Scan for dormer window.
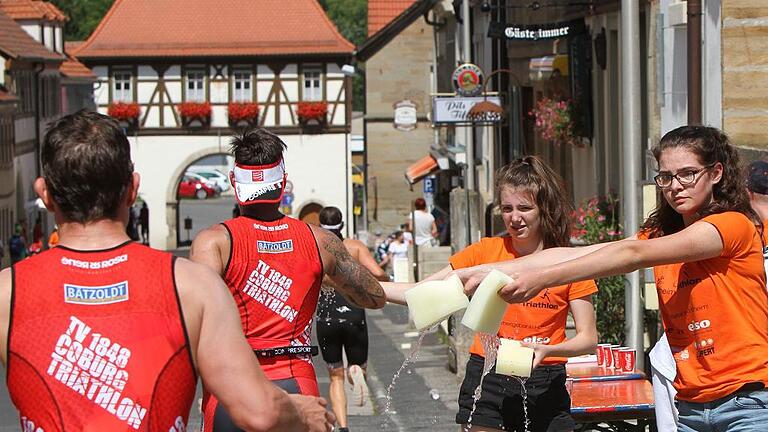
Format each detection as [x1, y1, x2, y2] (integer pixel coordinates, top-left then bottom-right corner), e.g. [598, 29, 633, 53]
[113, 71, 133, 102]
[233, 69, 252, 102]
[186, 69, 206, 102]
[303, 67, 322, 101]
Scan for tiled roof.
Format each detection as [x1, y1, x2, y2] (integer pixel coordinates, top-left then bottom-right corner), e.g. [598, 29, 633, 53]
[60, 56, 96, 79]
[0, 0, 67, 22]
[74, 0, 355, 59]
[65, 41, 84, 52]
[0, 9, 62, 61]
[368, 0, 416, 36]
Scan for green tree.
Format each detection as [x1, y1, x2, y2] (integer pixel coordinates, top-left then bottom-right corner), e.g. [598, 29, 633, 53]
[50, 0, 114, 41]
[319, 0, 367, 111]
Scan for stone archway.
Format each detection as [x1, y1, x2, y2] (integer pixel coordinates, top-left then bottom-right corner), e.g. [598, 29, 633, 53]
[165, 150, 233, 247]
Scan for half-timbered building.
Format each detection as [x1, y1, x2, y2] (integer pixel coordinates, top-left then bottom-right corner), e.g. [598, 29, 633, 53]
[74, 0, 355, 249]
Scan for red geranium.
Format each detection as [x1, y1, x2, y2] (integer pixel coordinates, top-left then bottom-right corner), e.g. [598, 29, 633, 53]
[297, 101, 328, 122]
[177, 102, 212, 120]
[228, 102, 260, 122]
[107, 102, 140, 121]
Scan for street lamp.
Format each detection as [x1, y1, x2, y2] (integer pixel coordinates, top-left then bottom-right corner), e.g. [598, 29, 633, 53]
[466, 68, 521, 123]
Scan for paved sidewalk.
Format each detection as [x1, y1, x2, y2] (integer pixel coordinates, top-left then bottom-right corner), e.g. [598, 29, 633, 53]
[314, 305, 461, 431]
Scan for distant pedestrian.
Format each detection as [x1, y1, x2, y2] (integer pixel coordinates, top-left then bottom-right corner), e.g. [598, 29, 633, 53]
[408, 197, 437, 247]
[9, 223, 27, 264]
[387, 231, 408, 260]
[139, 202, 149, 244]
[47, 226, 59, 248]
[126, 205, 139, 241]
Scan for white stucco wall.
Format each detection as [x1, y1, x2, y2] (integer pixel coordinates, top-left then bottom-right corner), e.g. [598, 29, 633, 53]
[660, 0, 722, 134]
[19, 21, 40, 43]
[128, 132, 351, 250]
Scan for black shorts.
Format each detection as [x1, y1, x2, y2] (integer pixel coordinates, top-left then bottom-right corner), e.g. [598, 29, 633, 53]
[316, 318, 368, 369]
[456, 354, 574, 432]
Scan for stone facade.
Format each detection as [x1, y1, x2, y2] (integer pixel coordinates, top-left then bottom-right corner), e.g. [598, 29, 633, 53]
[721, 0, 768, 149]
[364, 19, 435, 233]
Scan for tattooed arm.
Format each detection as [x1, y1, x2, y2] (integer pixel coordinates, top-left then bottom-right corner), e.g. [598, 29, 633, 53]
[312, 226, 386, 309]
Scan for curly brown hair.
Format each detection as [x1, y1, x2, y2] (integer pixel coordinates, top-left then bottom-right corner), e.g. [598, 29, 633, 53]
[494, 156, 573, 248]
[642, 125, 760, 237]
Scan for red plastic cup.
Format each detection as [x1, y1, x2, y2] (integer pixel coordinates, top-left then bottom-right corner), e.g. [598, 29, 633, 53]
[596, 344, 611, 366]
[610, 345, 624, 370]
[620, 348, 636, 372]
[604, 345, 618, 368]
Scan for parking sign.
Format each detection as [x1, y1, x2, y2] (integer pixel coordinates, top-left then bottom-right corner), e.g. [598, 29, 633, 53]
[423, 177, 435, 194]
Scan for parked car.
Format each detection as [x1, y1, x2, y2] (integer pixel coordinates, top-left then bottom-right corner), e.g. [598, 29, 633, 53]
[188, 168, 230, 192]
[184, 171, 222, 193]
[178, 175, 218, 199]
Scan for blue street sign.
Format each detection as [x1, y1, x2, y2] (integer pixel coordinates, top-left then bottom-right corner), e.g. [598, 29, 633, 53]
[423, 177, 435, 194]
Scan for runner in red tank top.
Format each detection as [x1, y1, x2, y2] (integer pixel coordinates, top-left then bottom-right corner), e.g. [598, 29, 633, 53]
[0, 111, 333, 432]
[190, 127, 387, 431]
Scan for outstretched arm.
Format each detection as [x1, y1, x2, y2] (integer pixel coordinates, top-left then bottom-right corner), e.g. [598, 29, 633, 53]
[313, 226, 386, 309]
[453, 236, 638, 295]
[500, 222, 722, 302]
[176, 258, 333, 432]
[380, 264, 454, 305]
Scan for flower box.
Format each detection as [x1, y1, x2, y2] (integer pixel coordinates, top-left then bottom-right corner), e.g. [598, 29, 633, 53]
[107, 102, 140, 129]
[529, 97, 584, 148]
[228, 102, 260, 128]
[177, 102, 211, 128]
[297, 101, 328, 127]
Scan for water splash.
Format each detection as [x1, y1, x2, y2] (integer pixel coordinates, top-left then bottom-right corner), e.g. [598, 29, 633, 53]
[512, 376, 530, 432]
[464, 332, 500, 432]
[381, 329, 430, 426]
[319, 285, 336, 321]
[429, 389, 440, 400]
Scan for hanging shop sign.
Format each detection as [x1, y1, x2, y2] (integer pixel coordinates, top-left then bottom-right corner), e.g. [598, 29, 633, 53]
[432, 96, 502, 124]
[393, 99, 418, 131]
[487, 19, 585, 41]
[452, 63, 484, 97]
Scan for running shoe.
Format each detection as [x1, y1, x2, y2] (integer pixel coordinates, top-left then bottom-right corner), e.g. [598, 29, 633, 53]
[348, 365, 368, 407]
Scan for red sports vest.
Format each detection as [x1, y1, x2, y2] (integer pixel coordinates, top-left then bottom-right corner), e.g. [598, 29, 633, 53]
[8, 242, 196, 432]
[221, 215, 323, 380]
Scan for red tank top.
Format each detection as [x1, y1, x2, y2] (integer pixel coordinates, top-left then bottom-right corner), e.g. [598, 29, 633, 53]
[222, 216, 323, 378]
[8, 242, 196, 432]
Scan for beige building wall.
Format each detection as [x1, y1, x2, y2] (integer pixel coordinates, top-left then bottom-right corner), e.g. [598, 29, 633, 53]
[365, 19, 434, 233]
[721, 0, 768, 149]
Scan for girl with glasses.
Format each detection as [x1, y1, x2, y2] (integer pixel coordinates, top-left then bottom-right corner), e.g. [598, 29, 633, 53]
[456, 125, 768, 431]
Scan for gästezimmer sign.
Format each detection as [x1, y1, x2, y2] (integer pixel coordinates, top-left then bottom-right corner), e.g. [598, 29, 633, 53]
[487, 19, 585, 41]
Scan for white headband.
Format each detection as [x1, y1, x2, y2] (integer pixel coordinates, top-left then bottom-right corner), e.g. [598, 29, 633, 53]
[320, 223, 343, 230]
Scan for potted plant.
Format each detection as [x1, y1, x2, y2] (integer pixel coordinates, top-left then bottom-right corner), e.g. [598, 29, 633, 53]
[529, 97, 584, 148]
[177, 101, 212, 128]
[296, 101, 328, 130]
[228, 102, 260, 128]
[107, 102, 140, 130]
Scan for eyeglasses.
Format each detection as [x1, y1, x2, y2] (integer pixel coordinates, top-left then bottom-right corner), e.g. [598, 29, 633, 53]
[653, 164, 715, 188]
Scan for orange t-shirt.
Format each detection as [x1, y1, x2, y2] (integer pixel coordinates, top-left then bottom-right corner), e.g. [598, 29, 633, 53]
[643, 212, 768, 402]
[450, 237, 598, 365]
[762, 218, 768, 247]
